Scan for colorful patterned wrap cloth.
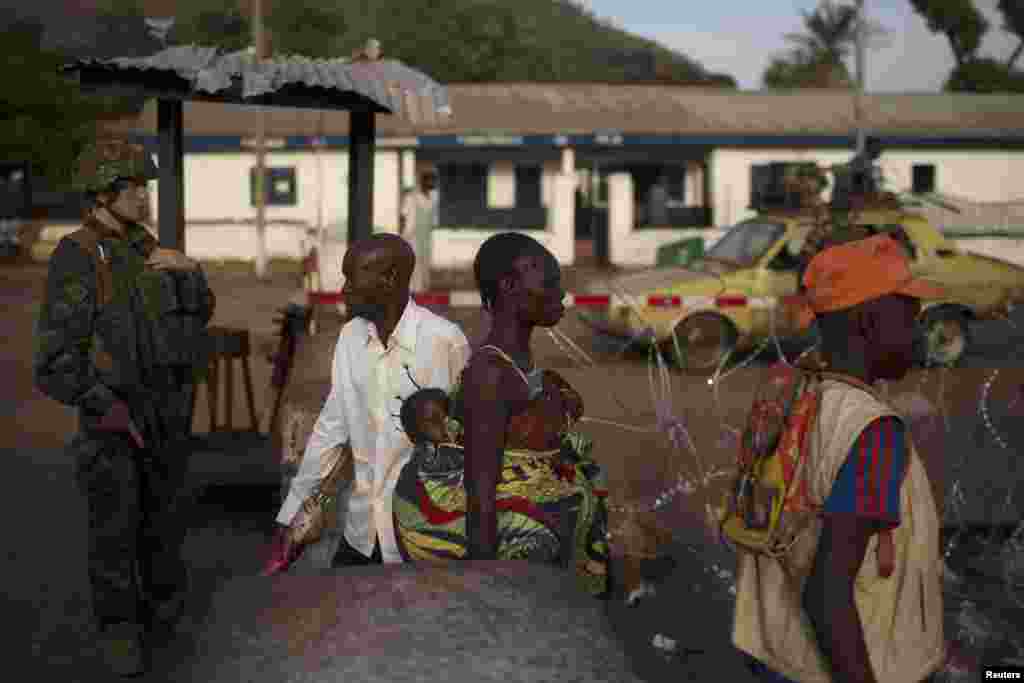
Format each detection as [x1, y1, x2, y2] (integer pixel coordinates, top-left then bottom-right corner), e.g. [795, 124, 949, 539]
[393, 369, 610, 597]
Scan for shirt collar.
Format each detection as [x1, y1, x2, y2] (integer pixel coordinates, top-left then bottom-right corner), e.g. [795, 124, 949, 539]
[84, 216, 157, 257]
[364, 296, 421, 353]
[84, 215, 124, 242]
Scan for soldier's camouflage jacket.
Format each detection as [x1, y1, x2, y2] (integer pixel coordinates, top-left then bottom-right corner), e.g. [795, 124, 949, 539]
[34, 217, 216, 450]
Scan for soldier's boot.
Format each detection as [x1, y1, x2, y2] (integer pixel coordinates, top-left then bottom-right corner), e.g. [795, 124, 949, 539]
[98, 622, 147, 677]
[145, 565, 191, 633]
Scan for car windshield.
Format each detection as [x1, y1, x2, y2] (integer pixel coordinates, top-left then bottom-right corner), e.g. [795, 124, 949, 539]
[705, 220, 786, 266]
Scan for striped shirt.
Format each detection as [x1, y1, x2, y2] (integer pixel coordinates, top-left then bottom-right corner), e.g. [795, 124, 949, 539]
[823, 416, 908, 526]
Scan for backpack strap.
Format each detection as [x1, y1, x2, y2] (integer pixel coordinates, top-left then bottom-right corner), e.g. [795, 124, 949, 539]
[67, 227, 113, 308]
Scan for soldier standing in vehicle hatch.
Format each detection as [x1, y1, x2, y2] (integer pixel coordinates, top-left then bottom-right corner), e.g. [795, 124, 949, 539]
[33, 139, 216, 677]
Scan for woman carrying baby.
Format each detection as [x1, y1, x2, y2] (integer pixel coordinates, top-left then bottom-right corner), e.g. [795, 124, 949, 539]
[392, 232, 610, 597]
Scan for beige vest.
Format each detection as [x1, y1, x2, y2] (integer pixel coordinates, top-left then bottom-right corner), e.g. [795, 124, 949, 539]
[732, 379, 945, 683]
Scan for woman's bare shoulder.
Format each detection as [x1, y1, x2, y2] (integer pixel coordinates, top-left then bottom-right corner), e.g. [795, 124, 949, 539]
[462, 350, 526, 404]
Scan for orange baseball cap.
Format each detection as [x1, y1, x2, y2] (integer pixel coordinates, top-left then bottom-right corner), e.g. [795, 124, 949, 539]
[794, 234, 946, 330]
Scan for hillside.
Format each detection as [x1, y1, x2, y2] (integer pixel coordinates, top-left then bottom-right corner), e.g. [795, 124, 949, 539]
[22, 0, 737, 86]
[334, 0, 737, 86]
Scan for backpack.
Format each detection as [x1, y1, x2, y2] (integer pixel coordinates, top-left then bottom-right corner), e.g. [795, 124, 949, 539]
[719, 363, 823, 558]
[721, 363, 898, 572]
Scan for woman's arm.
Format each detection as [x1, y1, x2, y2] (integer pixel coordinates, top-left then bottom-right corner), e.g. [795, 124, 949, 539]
[461, 358, 513, 560]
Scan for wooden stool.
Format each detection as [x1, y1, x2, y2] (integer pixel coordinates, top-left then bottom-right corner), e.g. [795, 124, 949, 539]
[194, 326, 259, 433]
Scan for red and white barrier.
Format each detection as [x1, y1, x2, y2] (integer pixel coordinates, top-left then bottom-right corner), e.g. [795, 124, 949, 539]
[307, 291, 807, 310]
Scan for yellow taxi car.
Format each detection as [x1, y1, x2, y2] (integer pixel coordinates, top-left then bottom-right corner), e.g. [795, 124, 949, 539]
[578, 208, 1024, 374]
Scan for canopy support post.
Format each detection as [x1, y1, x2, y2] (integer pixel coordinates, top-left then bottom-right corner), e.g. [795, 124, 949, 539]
[157, 98, 185, 252]
[347, 110, 376, 244]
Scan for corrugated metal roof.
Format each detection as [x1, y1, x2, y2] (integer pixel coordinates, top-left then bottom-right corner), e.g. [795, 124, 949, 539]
[65, 45, 452, 126]
[100, 82, 1024, 138]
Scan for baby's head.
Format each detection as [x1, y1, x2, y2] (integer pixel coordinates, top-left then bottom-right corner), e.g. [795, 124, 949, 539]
[400, 387, 451, 445]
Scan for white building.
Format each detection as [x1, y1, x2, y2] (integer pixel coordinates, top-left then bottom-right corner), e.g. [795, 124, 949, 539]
[96, 83, 1024, 278]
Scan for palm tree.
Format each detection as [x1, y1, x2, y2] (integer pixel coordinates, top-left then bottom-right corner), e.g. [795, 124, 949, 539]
[782, 0, 859, 82]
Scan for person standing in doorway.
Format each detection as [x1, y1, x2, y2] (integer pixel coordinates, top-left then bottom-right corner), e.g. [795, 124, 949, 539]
[399, 171, 438, 293]
[647, 175, 670, 227]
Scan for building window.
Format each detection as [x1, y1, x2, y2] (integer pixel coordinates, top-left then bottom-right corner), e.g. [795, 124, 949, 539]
[634, 163, 692, 228]
[515, 164, 542, 208]
[438, 162, 488, 205]
[250, 167, 297, 206]
[911, 164, 935, 194]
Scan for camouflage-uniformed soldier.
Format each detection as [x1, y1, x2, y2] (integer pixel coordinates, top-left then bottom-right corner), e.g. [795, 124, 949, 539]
[33, 139, 215, 676]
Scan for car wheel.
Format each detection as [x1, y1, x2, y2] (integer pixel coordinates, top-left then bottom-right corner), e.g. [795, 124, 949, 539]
[667, 312, 738, 375]
[919, 307, 971, 367]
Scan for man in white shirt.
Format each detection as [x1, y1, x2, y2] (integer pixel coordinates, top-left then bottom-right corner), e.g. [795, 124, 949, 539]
[276, 234, 471, 565]
[399, 171, 438, 293]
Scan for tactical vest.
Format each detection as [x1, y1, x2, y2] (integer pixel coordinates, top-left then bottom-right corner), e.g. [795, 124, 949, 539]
[68, 224, 210, 380]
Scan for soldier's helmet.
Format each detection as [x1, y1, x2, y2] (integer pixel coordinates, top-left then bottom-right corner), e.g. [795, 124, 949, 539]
[72, 138, 158, 193]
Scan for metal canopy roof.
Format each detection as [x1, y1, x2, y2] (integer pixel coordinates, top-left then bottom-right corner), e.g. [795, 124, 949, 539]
[63, 45, 453, 125]
[62, 44, 453, 253]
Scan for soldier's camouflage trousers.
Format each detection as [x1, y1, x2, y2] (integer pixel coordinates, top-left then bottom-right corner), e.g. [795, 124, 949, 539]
[70, 430, 192, 627]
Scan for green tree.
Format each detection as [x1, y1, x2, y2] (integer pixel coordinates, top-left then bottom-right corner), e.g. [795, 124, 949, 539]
[0, 13, 122, 188]
[908, 0, 989, 67]
[763, 52, 853, 89]
[762, 1, 863, 88]
[910, 0, 1024, 92]
[784, 0, 859, 69]
[264, 1, 347, 58]
[945, 56, 1024, 92]
[998, 0, 1024, 69]
[170, 6, 250, 52]
[95, 0, 735, 85]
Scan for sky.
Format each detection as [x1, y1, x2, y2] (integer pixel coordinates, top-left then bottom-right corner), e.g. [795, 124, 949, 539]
[584, 0, 1019, 91]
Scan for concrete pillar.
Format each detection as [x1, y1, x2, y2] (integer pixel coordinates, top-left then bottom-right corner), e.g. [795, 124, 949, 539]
[548, 174, 575, 266]
[157, 99, 185, 252]
[401, 149, 416, 192]
[560, 147, 575, 177]
[694, 163, 704, 208]
[608, 173, 634, 267]
[684, 162, 706, 208]
[541, 161, 560, 207]
[487, 160, 516, 208]
[347, 111, 375, 244]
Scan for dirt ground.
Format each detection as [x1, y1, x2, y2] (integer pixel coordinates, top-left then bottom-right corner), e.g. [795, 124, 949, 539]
[5, 255, 1024, 681]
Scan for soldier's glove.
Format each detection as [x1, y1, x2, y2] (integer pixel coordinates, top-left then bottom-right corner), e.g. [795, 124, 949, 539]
[95, 399, 146, 449]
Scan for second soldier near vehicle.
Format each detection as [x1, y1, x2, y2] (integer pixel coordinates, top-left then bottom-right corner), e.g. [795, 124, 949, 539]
[33, 139, 216, 677]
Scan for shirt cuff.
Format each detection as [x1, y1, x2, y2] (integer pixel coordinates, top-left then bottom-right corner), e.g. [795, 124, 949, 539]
[276, 492, 304, 526]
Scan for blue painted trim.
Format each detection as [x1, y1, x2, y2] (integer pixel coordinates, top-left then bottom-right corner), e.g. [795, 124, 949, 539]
[417, 135, 461, 147]
[131, 132, 1024, 152]
[286, 136, 351, 149]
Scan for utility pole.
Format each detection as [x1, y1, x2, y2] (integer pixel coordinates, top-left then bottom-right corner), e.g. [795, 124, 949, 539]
[854, 0, 867, 155]
[252, 0, 269, 279]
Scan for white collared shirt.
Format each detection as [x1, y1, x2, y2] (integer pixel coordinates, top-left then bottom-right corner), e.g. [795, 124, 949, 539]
[276, 298, 471, 562]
